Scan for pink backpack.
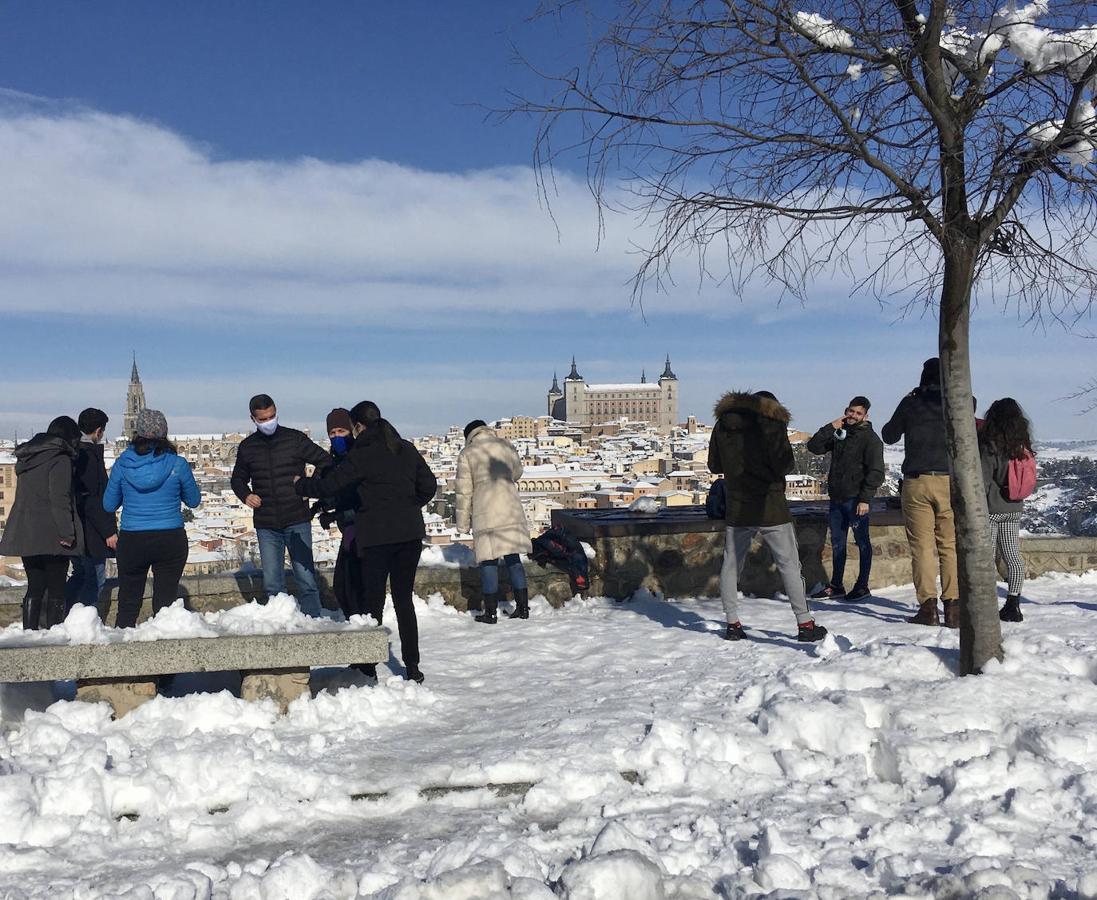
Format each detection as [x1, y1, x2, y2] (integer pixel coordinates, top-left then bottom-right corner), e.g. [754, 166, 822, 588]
[1006, 450, 1037, 501]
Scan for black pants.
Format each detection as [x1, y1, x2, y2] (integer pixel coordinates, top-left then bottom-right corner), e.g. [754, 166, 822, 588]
[360, 540, 422, 670]
[333, 542, 364, 618]
[22, 555, 69, 629]
[115, 528, 189, 628]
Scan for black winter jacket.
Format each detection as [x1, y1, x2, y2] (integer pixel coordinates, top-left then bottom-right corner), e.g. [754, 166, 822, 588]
[807, 422, 885, 503]
[294, 427, 437, 549]
[316, 448, 360, 532]
[881, 387, 950, 477]
[0, 433, 84, 558]
[707, 391, 795, 527]
[231, 427, 331, 530]
[74, 440, 118, 558]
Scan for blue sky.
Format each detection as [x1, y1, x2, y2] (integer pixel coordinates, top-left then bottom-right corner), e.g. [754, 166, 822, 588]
[0, 1, 1093, 441]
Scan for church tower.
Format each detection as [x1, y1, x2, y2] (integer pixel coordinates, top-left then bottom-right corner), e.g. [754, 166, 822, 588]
[123, 355, 147, 440]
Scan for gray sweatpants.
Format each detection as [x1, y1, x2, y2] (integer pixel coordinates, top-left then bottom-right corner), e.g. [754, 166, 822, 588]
[720, 523, 812, 625]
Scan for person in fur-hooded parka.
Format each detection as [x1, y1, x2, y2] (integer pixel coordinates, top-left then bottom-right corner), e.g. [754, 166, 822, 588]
[706, 390, 795, 528]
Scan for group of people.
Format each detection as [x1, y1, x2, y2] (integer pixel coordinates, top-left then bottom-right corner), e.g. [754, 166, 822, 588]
[1, 357, 1035, 681]
[706, 356, 1034, 642]
[0, 393, 539, 685]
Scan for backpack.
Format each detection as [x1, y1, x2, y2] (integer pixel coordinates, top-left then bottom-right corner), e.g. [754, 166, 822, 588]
[1006, 450, 1037, 501]
[705, 478, 726, 519]
[529, 526, 590, 590]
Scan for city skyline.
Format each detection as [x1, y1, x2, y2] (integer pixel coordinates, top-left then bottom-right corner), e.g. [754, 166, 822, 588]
[0, 3, 1094, 440]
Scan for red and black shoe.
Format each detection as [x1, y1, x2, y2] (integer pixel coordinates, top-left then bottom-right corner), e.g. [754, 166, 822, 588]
[797, 620, 829, 642]
[724, 621, 747, 641]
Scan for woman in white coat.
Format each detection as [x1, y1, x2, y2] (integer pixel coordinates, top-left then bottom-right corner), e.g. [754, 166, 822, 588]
[455, 420, 534, 623]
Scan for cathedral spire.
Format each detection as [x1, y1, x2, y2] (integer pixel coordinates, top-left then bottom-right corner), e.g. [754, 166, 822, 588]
[641, 368, 647, 384]
[550, 371, 561, 394]
[130, 352, 140, 384]
[566, 356, 583, 381]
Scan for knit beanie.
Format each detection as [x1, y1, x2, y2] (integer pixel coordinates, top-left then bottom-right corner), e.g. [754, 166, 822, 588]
[919, 357, 941, 388]
[135, 408, 169, 440]
[326, 408, 353, 433]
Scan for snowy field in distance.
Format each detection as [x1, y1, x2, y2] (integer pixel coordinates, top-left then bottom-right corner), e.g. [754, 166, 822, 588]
[2, 576, 1097, 898]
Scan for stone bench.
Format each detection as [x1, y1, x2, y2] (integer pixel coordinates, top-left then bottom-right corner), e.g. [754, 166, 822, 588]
[0, 628, 388, 717]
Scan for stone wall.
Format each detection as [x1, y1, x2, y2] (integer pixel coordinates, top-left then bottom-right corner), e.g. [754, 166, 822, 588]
[2, 502, 1095, 626]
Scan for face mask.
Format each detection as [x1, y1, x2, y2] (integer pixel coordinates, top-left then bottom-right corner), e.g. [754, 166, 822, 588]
[331, 434, 353, 455]
[255, 416, 278, 436]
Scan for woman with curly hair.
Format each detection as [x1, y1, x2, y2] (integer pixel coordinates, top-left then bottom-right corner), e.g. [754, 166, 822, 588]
[979, 398, 1034, 623]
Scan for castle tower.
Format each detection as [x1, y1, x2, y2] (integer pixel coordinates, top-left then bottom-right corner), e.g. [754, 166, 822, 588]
[657, 354, 678, 433]
[547, 371, 562, 417]
[564, 356, 586, 424]
[123, 355, 147, 441]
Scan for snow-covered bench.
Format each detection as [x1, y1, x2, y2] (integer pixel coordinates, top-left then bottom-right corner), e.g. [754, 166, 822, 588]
[0, 598, 388, 717]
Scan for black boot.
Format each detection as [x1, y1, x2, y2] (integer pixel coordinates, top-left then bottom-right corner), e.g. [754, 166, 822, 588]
[1000, 594, 1024, 623]
[476, 593, 498, 624]
[507, 588, 530, 620]
[45, 599, 65, 629]
[21, 594, 42, 631]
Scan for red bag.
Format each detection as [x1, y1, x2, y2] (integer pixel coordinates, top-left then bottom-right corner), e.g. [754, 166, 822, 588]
[1006, 450, 1037, 501]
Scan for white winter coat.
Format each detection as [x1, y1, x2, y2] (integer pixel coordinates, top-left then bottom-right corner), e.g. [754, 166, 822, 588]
[455, 426, 533, 563]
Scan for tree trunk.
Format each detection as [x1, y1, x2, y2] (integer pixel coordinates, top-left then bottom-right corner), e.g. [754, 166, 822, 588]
[939, 246, 1003, 674]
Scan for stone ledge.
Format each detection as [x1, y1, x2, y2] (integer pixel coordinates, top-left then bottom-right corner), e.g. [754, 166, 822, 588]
[0, 629, 388, 682]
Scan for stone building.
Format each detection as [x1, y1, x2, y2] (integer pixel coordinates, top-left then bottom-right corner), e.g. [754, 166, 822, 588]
[0, 451, 16, 535]
[122, 356, 147, 441]
[547, 356, 680, 434]
[172, 434, 249, 466]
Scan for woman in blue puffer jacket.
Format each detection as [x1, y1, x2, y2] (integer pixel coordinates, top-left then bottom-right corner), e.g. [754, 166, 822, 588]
[104, 409, 201, 627]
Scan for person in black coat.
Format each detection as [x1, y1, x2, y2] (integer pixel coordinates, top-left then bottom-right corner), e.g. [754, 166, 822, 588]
[881, 358, 958, 627]
[230, 394, 331, 617]
[64, 408, 119, 615]
[806, 396, 885, 601]
[0, 416, 84, 629]
[315, 408, 365, 620]
[295, 401, 437, 683]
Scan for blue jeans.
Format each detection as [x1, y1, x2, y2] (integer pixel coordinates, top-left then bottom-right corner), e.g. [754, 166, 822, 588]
[257, 522, 323, 617]
[479, 554, 528, 595]
[64, 557, 106, 613]
[828, 498, 872, 590]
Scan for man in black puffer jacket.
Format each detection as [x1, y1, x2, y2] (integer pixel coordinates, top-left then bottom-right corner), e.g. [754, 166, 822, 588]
[881, 358, 958, 627]
[231, 394, 331, 617]
[807, 396, 884, 601]
[707, 390, 827, 644]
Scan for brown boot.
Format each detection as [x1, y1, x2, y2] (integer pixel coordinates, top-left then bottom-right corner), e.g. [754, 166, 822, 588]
[942, 599, 960, 629]
[907, 598, 940, 626]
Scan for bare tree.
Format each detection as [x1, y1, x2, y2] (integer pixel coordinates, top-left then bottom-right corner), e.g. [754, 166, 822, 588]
[515, 0, 1097, 673]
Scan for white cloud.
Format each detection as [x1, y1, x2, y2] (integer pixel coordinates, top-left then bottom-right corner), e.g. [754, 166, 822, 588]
[0, 94, 934, 325]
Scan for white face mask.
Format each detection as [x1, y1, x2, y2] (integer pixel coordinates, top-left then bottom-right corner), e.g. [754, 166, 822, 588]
[255, 416, 278, 436]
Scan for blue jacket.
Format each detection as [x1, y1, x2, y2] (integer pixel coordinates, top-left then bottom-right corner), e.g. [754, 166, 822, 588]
[104, 447, 201, 531]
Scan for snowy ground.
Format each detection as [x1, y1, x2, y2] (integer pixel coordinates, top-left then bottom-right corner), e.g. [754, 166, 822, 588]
[3, 575, 1097, 899]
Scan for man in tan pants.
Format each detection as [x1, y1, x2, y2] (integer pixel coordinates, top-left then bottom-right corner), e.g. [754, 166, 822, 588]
[881, 359, 960, 627]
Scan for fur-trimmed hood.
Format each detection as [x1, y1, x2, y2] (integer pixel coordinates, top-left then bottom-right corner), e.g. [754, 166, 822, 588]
[713, 391, 791, 426]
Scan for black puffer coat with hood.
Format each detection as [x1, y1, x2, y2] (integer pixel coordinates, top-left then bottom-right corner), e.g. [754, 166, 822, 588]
[707, 391, 795, 527]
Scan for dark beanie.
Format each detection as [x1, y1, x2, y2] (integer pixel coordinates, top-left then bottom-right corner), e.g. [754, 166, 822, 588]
[326, 408, 353, 433]
[464, 419, 488, 439]
[920, 357, 941, 387]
